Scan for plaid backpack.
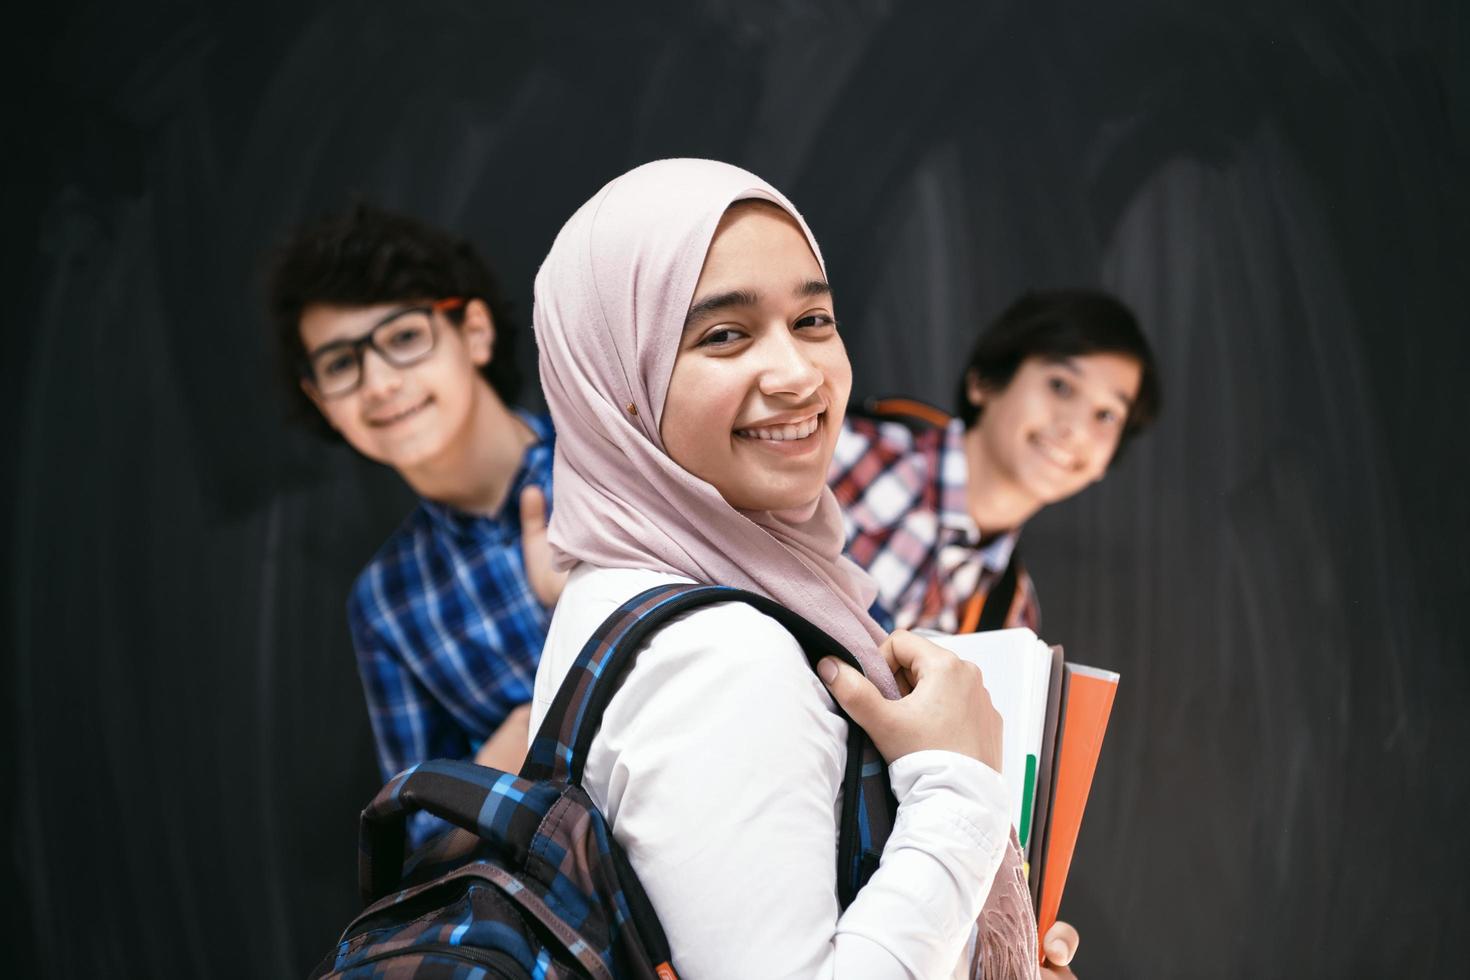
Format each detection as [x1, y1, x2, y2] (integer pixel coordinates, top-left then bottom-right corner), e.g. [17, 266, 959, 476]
[311, 583, 898, 979]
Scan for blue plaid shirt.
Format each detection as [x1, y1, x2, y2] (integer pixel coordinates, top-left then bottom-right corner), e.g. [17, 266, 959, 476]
[347, 411, 554, 846]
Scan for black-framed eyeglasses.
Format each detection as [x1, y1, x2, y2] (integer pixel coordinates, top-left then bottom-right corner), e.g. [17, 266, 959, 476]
[303, 297, 465, 398]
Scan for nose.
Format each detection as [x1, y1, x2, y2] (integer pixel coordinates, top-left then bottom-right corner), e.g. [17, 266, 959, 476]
[358, 347, 404, 400]
[1051, 397, 1090, 441]
[1053, 411, 1076, 439]
[756, 327, 822, 401]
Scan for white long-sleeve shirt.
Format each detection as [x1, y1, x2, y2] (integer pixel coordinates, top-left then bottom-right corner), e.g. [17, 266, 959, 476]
[529, 565, 1012, 979]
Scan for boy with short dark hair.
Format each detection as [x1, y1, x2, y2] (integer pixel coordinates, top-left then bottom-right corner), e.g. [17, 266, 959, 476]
[833, 288, 1161, 632]
[269, 204, 561, 845]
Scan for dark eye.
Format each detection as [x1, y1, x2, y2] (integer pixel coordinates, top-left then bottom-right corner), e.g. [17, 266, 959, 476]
[386, 325, 426, 348]
[1096, 407, 1120, 425]
[320, 352, 356, 377]
[697, 327, 746, 348]
[1048, 376, 1074, 397]
[795, 313, 837, 331]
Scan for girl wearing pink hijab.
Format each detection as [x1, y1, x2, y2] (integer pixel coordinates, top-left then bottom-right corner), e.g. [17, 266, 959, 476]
[528, 159, 1077, 978]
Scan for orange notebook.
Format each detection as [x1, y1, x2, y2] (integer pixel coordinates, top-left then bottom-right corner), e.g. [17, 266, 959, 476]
[1033, 663, 1119, 960]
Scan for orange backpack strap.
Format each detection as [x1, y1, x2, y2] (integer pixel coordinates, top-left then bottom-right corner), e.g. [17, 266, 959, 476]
[954, 552, 1024, 634]
[852, 395, 952, 430]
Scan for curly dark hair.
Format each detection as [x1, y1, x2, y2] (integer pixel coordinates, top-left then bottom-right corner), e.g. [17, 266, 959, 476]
[955, 289, 1161, 459]
[266, 202, 522, 439]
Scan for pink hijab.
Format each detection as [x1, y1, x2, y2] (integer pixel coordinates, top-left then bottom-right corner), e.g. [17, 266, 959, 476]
[534, 158, 1039, 976]
[531, 158, 898, 699]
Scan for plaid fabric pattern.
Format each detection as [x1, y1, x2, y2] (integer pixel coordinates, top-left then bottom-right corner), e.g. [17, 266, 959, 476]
[316, 583, 899, 980]
[314, 757, 675, 980]
[348, 411, 554, 847]
[832, 415, 1040, 633]
[521, 586, 707, 786]
[522, 584, 896, 908]
[318, 758, 673, 980]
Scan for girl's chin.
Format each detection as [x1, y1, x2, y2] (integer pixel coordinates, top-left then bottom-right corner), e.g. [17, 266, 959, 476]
[719, 469, 830, 519]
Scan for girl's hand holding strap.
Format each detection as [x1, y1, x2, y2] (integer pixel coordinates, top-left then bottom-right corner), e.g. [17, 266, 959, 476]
[817, 629, 1004, 772]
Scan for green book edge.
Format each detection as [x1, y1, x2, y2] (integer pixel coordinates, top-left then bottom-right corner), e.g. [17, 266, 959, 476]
[1018, 753, 1038, 848]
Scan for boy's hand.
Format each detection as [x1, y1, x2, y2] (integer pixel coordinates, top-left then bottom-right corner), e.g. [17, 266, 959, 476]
[1041, 920, 1080, 978]
[519, 486, 568, 607]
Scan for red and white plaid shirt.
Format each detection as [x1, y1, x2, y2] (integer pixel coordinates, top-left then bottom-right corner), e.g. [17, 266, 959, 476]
[831, 415, 1040, 634]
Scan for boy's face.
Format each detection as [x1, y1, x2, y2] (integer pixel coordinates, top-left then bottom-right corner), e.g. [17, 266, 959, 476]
[299, 299, 494, 473]
[968, 352, 1142, 508]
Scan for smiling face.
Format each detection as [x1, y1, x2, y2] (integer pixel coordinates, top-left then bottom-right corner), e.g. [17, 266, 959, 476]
[299, 299, 494, 473]
[660, 202, 852, 513]
[967, 352, 1143, 511]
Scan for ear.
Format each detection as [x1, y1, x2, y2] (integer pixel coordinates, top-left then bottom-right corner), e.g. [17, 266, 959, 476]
[300, 379, 338, 430]
[460, 299, 496, 367]
[965, 369, 986, 408]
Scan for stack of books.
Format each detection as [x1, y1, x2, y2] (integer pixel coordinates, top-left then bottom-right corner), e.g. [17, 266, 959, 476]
[921, 628, 1119, 956]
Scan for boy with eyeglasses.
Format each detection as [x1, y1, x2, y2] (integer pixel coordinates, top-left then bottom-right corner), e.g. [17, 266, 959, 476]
[268, 204, 563, 847]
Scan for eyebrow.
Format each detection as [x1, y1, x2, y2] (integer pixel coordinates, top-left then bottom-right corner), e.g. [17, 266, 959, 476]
[797, 278, 832, 299]
[1053, 357, 1135, 409]
[682, 279, 833, 330]
[684, 289, 760, 330]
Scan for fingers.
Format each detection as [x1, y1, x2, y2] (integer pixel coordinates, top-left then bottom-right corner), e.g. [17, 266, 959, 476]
[519, 485, 568, 607]
[1042, 920, 1080, 966]
[519, 484, 548, 529]
[883, 630, 952, 680]
[884, 631, 991, 707]
[875, 634, 915, 695]
[825, 636, 1002, 767]
[817, 656, 887, 732]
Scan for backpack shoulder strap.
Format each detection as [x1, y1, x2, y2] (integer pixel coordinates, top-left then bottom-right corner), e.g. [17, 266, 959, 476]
[357, 760, 562, 903]
[522, 582, 895, 908]
[849, 395, 953, 431]
[972, 549, 1023, 633]
[522, 583, 865, 783]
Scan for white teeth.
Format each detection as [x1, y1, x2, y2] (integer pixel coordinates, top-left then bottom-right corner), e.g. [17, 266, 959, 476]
[738, 415, 820, 441]
[373, 399, 430, 425]
[1032, 436, 1077, 468]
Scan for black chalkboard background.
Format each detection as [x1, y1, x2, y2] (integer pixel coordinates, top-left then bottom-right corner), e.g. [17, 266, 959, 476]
[7, 1, 1467, 976]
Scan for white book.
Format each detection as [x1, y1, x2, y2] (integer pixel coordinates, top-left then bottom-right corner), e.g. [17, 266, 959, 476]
[917, 628, 1058, 852]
